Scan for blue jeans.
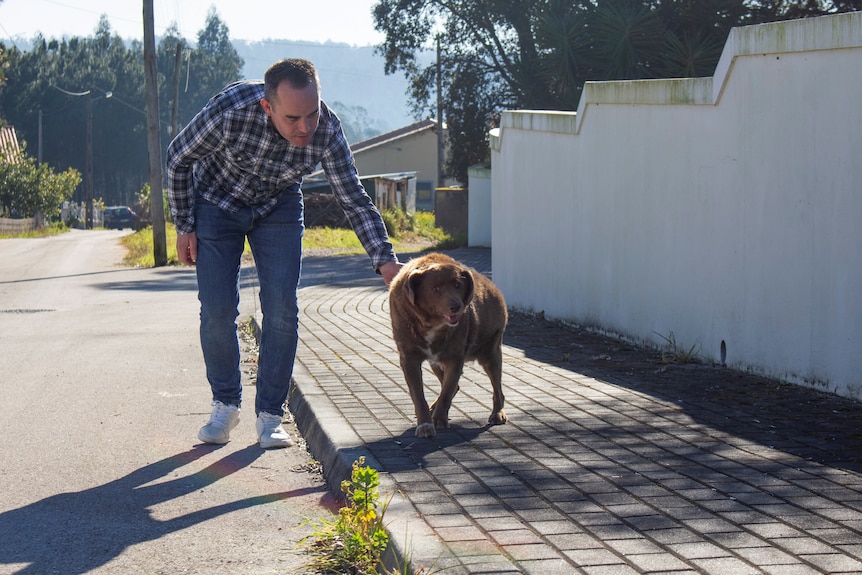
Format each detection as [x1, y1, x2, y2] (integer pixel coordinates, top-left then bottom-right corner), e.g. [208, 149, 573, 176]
[194, 192, 304, 417]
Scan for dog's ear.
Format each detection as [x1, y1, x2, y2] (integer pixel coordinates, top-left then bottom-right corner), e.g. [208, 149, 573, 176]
[404, 269, 423, 307]
[460, 268, 475, 307]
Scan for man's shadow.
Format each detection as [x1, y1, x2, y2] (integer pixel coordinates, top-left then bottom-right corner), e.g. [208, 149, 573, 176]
[0, 445, 327, 574]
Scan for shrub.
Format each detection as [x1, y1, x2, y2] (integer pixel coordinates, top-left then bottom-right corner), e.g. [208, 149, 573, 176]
[0, 147, 80, 219]
[303, 457, 391, 574]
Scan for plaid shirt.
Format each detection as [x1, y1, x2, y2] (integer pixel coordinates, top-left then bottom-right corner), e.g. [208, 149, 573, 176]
[166, 81, 396, 270]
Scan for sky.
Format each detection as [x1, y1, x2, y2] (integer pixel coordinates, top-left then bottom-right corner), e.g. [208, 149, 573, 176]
[0, 0, 386, 47]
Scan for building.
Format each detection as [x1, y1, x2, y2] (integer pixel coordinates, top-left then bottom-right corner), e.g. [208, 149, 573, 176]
[306, 118, 444, 211]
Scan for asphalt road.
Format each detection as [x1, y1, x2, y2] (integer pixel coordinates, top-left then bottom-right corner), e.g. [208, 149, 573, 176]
[0, 229, 333, 575]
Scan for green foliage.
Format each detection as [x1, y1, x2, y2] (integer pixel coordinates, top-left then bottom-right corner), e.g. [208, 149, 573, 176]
[382, 209, 450, 244]
[0, 11, 243, 208]
[133, 183, 171, 229]
[121, 223, 180, 267]
[410, 211, 447, 242]
[373, 0, 862, 183]
[303, 209, 450, 252]
[381, 207, 414, 237]
[0, 147, 80, 219]
[303, 457, 391, 574]
[304, 227, 364, 251]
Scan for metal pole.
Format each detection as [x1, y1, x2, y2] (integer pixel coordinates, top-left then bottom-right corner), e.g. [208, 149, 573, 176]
[86, 94, 94, 229]
[436, 36, 445, 189]
[171, 44, 182, 139]
[38, 110, 43, 164]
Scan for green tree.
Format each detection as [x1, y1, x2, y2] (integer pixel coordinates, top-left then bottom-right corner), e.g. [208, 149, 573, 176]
[0, 145, 81, 219]
[185, 9, 244, 120]
[157, 11, 244, 141]
[0, 19, 147, 207]
[373, 0, 862, 183]
[0, 10, 243, 210]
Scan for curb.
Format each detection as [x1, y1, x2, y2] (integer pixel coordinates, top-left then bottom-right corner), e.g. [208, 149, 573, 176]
[251, 314, 454, 573]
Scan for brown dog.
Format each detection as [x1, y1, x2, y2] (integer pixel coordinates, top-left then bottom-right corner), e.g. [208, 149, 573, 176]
[388, 253, 508, 438]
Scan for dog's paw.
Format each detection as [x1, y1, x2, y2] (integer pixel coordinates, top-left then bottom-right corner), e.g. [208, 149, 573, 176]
[415, 423, 436, 438]
[434, 417, 450, 430]
[488, 409, 508, 425]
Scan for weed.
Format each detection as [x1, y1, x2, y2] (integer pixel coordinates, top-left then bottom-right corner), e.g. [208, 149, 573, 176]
[655, 331, 701, 364]
[303, 457, 392, 574]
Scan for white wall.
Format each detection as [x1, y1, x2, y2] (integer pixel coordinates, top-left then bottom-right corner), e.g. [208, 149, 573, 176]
[468, 164, 492, 247]
[490, 12, 862, 400]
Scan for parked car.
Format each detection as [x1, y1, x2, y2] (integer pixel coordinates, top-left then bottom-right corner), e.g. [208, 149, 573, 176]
[103, 206, 138, 230]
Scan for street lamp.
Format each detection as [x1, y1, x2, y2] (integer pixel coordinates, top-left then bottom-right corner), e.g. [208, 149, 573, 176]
[52, 86, 112, 229]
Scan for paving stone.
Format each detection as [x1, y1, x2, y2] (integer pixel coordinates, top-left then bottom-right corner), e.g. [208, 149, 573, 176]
[288, 248, 862, 574]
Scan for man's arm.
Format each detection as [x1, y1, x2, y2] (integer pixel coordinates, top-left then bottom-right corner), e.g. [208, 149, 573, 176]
[319, 113, 399, 274]
[165, 102, 225, 235]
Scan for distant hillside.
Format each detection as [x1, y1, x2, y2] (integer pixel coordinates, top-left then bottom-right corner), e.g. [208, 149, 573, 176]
[234, 39, 422, 133]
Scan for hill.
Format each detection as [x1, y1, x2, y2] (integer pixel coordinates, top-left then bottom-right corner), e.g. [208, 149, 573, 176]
[234, 39, 421, 133]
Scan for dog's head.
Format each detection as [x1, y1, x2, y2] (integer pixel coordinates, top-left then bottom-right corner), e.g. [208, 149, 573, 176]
[403, 261, 475, 326]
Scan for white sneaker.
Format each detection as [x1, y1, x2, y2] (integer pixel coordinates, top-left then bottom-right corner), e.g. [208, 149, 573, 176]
[256, 411, 293, 449]
[198, 401, 240, 444]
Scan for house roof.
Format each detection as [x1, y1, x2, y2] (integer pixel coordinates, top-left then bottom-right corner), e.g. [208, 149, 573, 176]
[306, 119, 439, 182]
[350, 118, 438, 154]
[0, 126, 21, 162]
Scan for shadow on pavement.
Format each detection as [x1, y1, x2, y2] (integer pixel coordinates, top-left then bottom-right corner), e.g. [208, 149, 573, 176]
[99, 267, 198, 292]
[502, 309, 862, 476]
[0, 445, 328, 575]
[364, 425, 491, 473]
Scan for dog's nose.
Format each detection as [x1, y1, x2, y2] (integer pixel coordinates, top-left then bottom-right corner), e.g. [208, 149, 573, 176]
[449, 302, 462, 314]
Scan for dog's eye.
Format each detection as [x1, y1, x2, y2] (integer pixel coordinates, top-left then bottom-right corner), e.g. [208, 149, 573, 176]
[433, 286, 442, 295]
[454, 280, 462, 289]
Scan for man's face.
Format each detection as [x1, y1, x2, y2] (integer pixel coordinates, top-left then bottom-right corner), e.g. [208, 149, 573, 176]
[261, 81, 321, 147]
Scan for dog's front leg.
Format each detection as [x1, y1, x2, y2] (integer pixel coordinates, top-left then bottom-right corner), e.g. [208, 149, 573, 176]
[479, 344, 508, 426]
[401, 355, 434, 437]
[430, 359, 464, 430]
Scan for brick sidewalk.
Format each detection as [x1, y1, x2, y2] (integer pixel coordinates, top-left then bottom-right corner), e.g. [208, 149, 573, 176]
[286, 248, 862, 574]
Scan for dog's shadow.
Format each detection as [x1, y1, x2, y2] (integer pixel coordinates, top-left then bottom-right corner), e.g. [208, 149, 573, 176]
[364, 423, 496, 474]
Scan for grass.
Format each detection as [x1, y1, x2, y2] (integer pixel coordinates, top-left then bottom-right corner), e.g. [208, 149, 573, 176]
[303, 210, 457, 254]
[120, 209, 461, 268]
[120, 224, 181, 267]
[0, 209, 458, 267]
[0, 222, 70, 239]
[655, 331, 701, 364]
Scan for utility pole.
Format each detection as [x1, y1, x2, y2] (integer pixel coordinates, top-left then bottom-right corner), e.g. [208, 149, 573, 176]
[85, 93, 94, 229]
[436, 35, 445, 189]
[38, 110, 43, 164]
[51, 85, 110, 228]
[171, 44, 182, 140]
[143, 0, 167, 267]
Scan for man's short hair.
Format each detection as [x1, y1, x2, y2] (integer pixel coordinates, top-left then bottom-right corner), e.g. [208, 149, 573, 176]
[264, 58, 319, 102]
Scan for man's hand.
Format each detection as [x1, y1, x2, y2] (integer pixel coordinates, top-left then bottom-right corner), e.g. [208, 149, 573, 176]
[177, 232, 198, 266]
[378, 260, 403, 286]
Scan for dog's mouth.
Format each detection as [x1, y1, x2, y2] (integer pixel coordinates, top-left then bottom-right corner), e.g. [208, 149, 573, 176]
[443, 313, 461, 325]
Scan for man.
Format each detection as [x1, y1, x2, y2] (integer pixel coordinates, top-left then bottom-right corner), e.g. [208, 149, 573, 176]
[166, 58, 401, 448]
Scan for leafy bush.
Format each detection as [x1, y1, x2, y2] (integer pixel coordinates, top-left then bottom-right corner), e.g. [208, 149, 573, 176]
[0, 147, 80, 219]
[381, 208, 414, 236]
